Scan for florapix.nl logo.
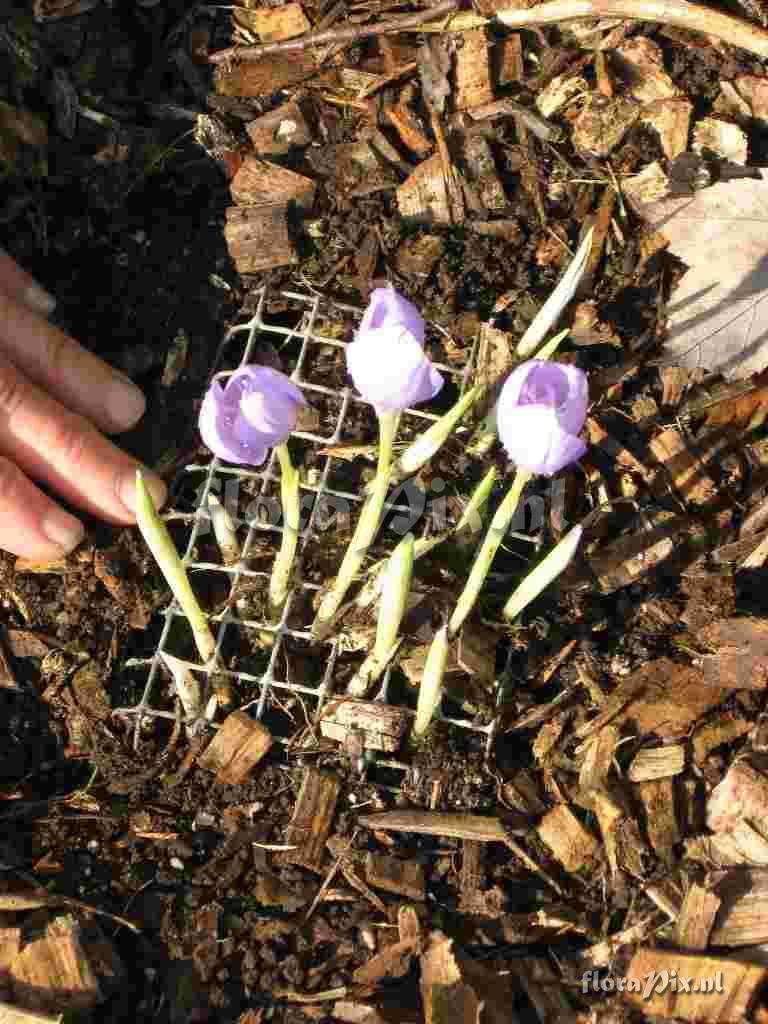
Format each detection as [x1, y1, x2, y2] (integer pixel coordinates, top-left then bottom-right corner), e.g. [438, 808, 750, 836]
[192, 474, 569, 542]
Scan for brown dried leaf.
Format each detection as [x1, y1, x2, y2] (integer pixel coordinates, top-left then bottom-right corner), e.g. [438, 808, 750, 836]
[704, 382, 768, 428]
[707, 758, 768, 832]
[632, 168, 768, 379]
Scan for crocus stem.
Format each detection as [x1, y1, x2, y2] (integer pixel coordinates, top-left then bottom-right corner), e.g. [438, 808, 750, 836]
[312, 412, 398, 635]
[268, 443, 301, 621]
[447, 467, 532, 636]
[135, 470, 216, 664]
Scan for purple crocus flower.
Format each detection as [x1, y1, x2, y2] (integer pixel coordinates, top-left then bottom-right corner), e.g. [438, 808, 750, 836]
[498, 360, 588, 476]
[199, 365, 305, 466]
[346, 286, 444, 413]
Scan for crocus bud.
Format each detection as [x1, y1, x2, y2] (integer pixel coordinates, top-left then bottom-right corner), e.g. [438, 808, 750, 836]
[498, 360, 587, 476]
[346, 286, 444, 413]
[199, 365, 305, 466]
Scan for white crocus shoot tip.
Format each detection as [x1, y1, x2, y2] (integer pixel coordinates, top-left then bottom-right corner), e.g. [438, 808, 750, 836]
[135, 469, 216, 664]
[516, 227, 594, 358]
[161, 652, 203, 724]
[532, 326, 570, 362]
[448, 467, 532, 637]
[503, 524, 583, 622]
[208, 492, 240, 566]
[455, 465, 498, 538]
[267, 443, 301, 623]
[390, 385, 481, 483]
[347, 532, 414, 696]
[312, 411, 398, 636]
[414, 624, 450, 737]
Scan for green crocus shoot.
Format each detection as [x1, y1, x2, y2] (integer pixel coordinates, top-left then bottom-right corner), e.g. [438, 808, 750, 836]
[386, 385, 481, 487]
[448, 467, 532, 637]
[311, 411, 398, 637]
[267, 442, 301, 623]
[135, 470, 216, 664]
[413, 625, 450, 737]
[516, 227, 594, 357]
[503, 524, 583, 622]
[347, 532, 414, 696]
[355, 466, 497, 612]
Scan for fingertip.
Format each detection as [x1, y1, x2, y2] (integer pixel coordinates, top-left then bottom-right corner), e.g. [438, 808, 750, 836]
[41, 508, 85, 552]
[105, 374, 147, 432]
[23, 283, 56, 318]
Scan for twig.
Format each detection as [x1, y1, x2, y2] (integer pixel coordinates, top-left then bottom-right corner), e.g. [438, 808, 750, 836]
[493, 0, 768, 59]
[303, 828, 359, 923]
[209, 0, 459, 63]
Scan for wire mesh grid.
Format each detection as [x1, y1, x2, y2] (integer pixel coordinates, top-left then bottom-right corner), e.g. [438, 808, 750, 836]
[119, 286, 496, 773]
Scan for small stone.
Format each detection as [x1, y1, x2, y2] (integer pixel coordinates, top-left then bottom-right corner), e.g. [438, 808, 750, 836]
[170, 857, 185, 871]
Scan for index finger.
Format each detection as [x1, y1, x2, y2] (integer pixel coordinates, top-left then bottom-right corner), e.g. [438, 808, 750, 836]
[0, 288, 146, 435]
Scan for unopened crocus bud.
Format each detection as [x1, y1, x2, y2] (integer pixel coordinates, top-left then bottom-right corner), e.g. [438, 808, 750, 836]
[346, 286, 444, 413]
[498, 360, 587, 476]
[199, 365, 305, 466]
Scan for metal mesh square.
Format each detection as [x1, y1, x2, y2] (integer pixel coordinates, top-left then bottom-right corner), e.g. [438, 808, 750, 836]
[118, 287, 496, 771]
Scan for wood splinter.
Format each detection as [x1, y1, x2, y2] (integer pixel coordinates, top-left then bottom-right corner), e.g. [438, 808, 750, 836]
[279, 769, 341, 874]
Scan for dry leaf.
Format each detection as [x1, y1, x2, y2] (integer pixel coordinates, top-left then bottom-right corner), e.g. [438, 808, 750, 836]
[633, 169, 768, 379]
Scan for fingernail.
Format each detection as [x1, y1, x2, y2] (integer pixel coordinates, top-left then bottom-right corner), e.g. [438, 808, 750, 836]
[23, 283, 57, 318]
[42, 509, 84, 552]
[106, 376, 146, 431]
[119, 469, 167, 517]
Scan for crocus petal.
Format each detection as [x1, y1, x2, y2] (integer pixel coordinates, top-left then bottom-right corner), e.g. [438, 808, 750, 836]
[199, 383, 269, 465]
[240, 375, 305, 446]
[199, 366, 305, 466]
[347, 326, 443, 413]
[500, 360, 588, 439]
[359, 286, 425, 344]
[498, 404, 586, 476]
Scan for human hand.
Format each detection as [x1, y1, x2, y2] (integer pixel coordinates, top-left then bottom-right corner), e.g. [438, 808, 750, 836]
[0, 248, 167, 561]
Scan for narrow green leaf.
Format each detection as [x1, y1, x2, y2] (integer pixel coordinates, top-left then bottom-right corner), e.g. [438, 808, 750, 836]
[414, 625, 450, 736]
[391, 386, 480, 482]
[503, 524, 583, 622]
[517, 228, 594, 357]
[135, 470, 216, 663]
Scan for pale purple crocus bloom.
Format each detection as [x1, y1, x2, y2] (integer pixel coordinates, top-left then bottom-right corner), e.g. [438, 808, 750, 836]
[498, 360, 588, 476]
[346, 286, 443, 413]
[199, 365, 305, 466]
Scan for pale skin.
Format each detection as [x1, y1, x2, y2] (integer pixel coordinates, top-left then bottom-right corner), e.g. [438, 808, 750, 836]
[0, 249, 167, 560]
